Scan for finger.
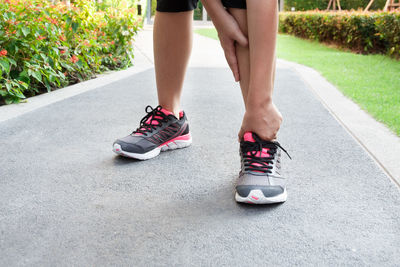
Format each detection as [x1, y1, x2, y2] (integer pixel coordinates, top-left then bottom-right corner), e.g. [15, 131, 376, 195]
[228, 57, 240, 82]
[233, 30, 248, 47]
[224, 43, 240, 82]
[238, 126, 245, 141]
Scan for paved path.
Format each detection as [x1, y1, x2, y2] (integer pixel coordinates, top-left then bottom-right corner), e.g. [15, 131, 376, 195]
[1, 27, 399, 266]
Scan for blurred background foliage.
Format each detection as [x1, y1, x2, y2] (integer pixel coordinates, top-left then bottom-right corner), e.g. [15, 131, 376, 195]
[284, 0, 387, 11]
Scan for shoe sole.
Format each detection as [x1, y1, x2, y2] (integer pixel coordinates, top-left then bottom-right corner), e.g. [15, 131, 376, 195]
[113, 134, 192, 160]
[235, 188, 287, 204]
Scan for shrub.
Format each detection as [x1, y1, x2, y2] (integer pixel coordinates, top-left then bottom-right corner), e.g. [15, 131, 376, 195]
[0, 0, 142, 105]
[279, 11, 400, 58]
[284, 0, 387, 11]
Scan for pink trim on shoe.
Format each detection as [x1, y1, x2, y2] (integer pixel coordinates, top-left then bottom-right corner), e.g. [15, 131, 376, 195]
[244, 132, 255, 142]
[159, 133, 191, 147]
[135, 108, 175, 135]
[161, 108, 174, 116]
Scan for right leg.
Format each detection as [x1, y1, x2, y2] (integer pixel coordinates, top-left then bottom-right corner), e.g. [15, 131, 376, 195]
[228, 6, 288, 204]
[153, 11, 193, 118]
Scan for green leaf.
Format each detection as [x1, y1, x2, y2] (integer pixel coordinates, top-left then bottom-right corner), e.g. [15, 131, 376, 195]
[72, 22, 79, 32]
[48, 57, 55, 68]
[60, 61, 74, 71]
[8, 58, 16, 66]
[76, 60, 83, 68]
[59, 72, 65, 80]
[0, 59, 10, 73]
[49, 74, 56, 83]
[18, 70, 29, 81]
[5, 82, 11, 91]
[0, 89, 7, 97]
[5, 94, 21, 104]
[44, 78, 51, 92]
[20, 82, 29, 90]
[66, 17, 72, 26]
[31, 71, 42, 82]
[40, 53, 48, 62]
[5, 97, 14, 105]
[21, 26, 30, 37]
[11, 88, 26, 98]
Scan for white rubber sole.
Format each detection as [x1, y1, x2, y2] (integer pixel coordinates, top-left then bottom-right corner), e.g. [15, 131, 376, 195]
[113, 137, 192, 160]
[235, 188, 287, 204]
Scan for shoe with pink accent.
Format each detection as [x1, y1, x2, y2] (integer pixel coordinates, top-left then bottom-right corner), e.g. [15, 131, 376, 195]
[235, 132, 291, 204]
[113, 105, 192, 160]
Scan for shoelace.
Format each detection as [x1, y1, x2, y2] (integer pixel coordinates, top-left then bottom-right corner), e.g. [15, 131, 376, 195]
[241, 136, 291, 174]
[132, 105, 169, 135]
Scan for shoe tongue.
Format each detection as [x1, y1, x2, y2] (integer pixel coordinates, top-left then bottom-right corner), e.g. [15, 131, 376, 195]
[134, 108, 174, 136]
[243, 132, 256, 142]
[160, 108, 173, 116]
[145, 108, 174, 125]
[243, 131, 270, 158]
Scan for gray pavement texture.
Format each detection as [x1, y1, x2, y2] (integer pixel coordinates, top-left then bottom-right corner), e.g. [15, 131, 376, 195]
[1, 67, 400, 266]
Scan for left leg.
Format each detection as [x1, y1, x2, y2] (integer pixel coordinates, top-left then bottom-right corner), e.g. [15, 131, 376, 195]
[227, 8, 250, 108]
[238, 0, 282, 141]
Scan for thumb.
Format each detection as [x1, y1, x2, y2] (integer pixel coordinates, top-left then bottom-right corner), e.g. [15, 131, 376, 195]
[238, 126, 245, 142]
[233, 29, 248, 47]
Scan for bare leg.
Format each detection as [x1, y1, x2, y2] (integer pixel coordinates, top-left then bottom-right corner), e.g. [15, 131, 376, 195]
[246, 0, 278, 101]
[228, 9, 250, 108]
[229, 8, 277, 108]
[236, 0, 282, 141]
[153, 11, 193, 117]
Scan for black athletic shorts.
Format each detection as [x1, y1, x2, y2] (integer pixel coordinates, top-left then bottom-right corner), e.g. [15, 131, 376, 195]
[156, 0, 246, 12]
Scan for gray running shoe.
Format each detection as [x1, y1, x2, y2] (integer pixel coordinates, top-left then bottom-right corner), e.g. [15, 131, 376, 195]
[113, 105, 191, 160]
[235, 132, 291, 204]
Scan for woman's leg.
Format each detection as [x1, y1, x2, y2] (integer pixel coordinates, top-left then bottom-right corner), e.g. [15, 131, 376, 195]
[230, 2, 288, 205]
[227, 8, 250, 108]
[153, 11, 193, 117]
[237, 0, 282, 141]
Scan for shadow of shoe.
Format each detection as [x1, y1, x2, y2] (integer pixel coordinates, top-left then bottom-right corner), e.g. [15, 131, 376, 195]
[112, 155, 142, 165]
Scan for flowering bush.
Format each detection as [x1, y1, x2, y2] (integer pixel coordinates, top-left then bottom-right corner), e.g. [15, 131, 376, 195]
[0, 0, 142, 104]
[279, 11, 400, 58]
[283, 0, 387, 11]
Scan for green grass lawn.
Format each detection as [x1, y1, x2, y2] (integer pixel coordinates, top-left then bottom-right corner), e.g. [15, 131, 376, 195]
[195, 28, 400, 137]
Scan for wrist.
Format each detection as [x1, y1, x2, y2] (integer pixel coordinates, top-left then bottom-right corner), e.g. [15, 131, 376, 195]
[201, 0, 231, 29]
[201, 0, 225, 20]
[246, 95, 273, 110]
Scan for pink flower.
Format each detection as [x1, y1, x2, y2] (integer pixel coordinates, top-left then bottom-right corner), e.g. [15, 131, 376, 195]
[70, 55, 79, 63]
[0, 49, 7, 57]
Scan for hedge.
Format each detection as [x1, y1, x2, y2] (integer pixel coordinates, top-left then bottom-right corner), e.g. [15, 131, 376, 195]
[279, 11, 400, 58]
[284, 0, 387, 11]
[0, 0, 142, 105]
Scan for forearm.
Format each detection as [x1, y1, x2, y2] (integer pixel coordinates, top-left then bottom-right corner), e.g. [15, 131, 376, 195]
[200, 0, 248, 82]
[200, 0, 229, 27]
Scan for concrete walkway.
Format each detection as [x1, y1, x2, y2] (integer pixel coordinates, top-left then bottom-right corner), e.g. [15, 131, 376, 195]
[1, 27, 399, 266]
